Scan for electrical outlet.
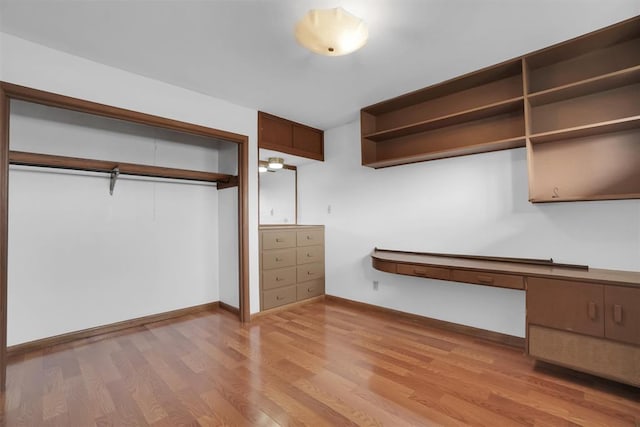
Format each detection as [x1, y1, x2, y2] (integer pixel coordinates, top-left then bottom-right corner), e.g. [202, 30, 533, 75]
[327, 204, 332, 214]
[373, 280, 379, 290]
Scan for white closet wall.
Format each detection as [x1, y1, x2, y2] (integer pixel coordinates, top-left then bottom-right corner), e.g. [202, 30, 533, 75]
[8, 100, 228, 345]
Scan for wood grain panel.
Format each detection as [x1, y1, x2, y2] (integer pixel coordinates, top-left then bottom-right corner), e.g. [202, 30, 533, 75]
[297, 228, 324, 247]
[0, 86, 8, 391]
[296, 279, 325, 300]
[261, 230, 296, 250]
[529, 325, 640, 387]
[261, 248, 296, 270]
[605, 286, 640, 345]
[296, 245, 324, 265]
[262, 267, 297, 290]
[527, 277, 604, 337]
[262, 285, 297, 310]
[293, 124, 323, 156]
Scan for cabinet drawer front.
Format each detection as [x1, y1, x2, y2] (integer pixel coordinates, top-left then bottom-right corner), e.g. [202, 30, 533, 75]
[452, 269, 524, 290]
[296, 245, 324, 265]
[528, 325, 640, 387]
[262, 248, 296, 270]
[397, 264, 450, 281]
[297, 279, 325, 300]
[262, 267, 297, 290]
[262, 231, 296, 250]
[297, 262, 325, 282]
[605, 286, 640, 345]
[262, 285, 297, 310]
[527, 277, 604, 337]
[297, 229, 324, 247]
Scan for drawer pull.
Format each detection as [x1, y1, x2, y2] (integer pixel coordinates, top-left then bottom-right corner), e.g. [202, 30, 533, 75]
[306, 236, 312, 240]
[276, 277, 283, 281]
[307, 271, 314, 275]
[477, 275, 494, 284]
[275, 238, 284, 242]
[588, 301, 597, 320]
[307, 287, 313, 293]
[306, 253, 313, 257]
[275, 257, 282, 262]
[276, 295, 284, 300]
[613, 304, 623, 324]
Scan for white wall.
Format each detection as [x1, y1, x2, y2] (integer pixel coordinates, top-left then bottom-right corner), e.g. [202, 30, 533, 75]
[298, 121, 640, 338]
[8, 101, 224, 345]
[0, 33, 262, 316]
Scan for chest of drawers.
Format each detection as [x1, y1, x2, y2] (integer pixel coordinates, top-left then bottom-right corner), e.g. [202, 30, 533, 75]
[260, 225, 325, 311]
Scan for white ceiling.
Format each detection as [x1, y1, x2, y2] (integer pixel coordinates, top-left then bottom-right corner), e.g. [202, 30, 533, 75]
[1, 1, 638, 130]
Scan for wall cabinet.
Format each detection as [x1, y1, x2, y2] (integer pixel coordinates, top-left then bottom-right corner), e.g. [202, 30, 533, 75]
[527, 277, 640, 386]
[260, 225, 325, 311]
[258, 112, 324, 161]
[360, 15, 640, 203]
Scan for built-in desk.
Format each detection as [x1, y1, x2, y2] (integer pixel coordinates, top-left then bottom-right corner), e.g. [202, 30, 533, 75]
[371, 248, 640, 387]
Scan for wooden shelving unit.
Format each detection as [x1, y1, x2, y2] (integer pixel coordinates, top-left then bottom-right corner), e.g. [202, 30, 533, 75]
[360, 15, 640, 203]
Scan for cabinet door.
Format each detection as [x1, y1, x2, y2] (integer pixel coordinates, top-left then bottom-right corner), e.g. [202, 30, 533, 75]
[527, 277, 604, 337]
[293, 124, 323, 155]
[605, 286, 640, 345]
[259, 114, 292, 148]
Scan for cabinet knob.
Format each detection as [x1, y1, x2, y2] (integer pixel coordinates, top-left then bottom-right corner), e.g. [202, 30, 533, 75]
[276, 277, 283, 281]
[613, 304, 623, 324]
[588, 301, 597, 320]
[276, 296, 284, 300]
[307, 287, 313, 293]
[275, 257, 282, 262]
[276, 238, 283, 242]
[306, 236, 312, 240]
[306, 253, 313, 257]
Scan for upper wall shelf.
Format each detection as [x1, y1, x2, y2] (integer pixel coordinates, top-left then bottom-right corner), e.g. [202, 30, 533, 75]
[360, 15, 640, 203]
[258, 111, 324, 161]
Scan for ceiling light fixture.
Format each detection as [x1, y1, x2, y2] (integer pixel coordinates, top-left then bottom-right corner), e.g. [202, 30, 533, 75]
[258, 160, 268, 173]
[295, 7, 368, 56]
[268, 157, 284, 169]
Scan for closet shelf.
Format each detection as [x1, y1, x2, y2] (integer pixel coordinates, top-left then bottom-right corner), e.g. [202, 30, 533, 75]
[364, 97, 524, 142]
[527, 65, 640, 107]
[531, 192, 640, 203]
[367, 136, 526, 168]
[529, 116, 640, 144]
[9, 150, 237, 186]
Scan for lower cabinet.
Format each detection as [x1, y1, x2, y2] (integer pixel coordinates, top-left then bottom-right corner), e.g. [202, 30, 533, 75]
[260, 225, 325, 311]
[527, 277, 640, 386]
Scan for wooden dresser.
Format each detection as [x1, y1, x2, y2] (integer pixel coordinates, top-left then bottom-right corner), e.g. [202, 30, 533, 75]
[371, 248, 640, 387]
[260, 225, 325, 311]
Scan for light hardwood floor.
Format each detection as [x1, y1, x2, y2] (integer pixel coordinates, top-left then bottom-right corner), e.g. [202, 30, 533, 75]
[1, 299, 639, 426]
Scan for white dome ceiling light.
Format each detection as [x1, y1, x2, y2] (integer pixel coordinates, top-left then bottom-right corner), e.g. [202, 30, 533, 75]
[295, 7, 369, 56]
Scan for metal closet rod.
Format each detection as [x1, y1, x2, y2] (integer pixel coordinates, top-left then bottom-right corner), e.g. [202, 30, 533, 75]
[8, 150, 238, 187]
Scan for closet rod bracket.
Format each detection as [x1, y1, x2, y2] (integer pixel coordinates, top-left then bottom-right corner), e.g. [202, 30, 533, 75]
[109, 167, 120, 195]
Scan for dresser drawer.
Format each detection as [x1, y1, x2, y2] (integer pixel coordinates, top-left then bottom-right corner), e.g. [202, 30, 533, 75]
[262, 285, 297, 310]
[397, 263, 450, 280]
[262, 230, 296, 250]
[451, 269, 524, 290]
[297, 262, 325, 282]
[296, 245, 324, 265]
[297, 279, 325, 300]
[262, 267, 297, 290]
[262, 248, 296, 270]
[297, 229, 324, 247]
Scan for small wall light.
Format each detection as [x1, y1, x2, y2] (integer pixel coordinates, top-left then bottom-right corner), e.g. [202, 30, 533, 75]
[295, 7, 368, 56]
[268, 157, 284, 169]
[258, 160, 268, 173]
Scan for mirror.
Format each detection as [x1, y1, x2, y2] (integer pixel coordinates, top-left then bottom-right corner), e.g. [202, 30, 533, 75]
[259, 165, 297, 224]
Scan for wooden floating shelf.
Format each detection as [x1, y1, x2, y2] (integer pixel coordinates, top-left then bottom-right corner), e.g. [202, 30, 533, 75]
[368, 136, 526, 169]
[529, 116, 640, 144]
[9, 151, 236, 186]
[527, 65, 640, 107]
[361, 15, 640, 203]
[364, 97, 524, 142]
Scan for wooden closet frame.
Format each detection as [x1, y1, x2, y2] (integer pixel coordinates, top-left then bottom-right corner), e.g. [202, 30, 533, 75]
[0, 81, 251, 390]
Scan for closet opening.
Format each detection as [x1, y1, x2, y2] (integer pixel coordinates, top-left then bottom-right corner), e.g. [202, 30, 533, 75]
[0, 82, 250, 391]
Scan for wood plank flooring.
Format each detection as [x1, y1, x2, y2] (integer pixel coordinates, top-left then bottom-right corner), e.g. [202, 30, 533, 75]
[1, 299, 638, 426]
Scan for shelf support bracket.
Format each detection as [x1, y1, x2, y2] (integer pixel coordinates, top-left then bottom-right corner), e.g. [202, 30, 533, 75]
[109, 167, 120, 195]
